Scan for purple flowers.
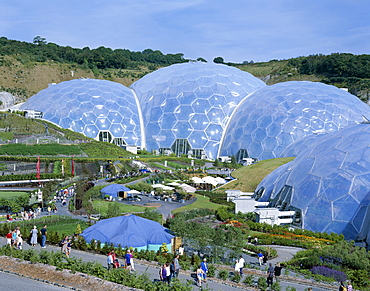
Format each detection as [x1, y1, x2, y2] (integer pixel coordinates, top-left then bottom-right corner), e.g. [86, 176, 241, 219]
[310, 266, 347, 282]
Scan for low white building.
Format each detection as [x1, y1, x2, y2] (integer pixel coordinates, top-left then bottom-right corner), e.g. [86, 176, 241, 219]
[233, 195, 269, 213]
[24, 109, 43, 119]
[226, 189, 253, 202]
[254, 208, 295, 226]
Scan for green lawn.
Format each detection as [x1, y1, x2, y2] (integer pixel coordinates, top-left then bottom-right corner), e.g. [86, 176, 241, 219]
[0, 191, 30, 200]
[47, 220, 90, 235]
[172, 194, 223, 214]
[92, 200, 150, 216]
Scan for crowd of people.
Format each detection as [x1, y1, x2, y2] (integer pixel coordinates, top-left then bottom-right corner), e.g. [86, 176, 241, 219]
[5, 227, 22, 249]
[159, 254, 180, 284]
[106, 249, 137, 271]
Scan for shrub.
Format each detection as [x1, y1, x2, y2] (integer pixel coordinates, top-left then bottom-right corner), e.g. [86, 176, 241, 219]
[257, 276, 268, 290]
[207, 264, 216, 277]
[240, 274, 252, 286]
[218, 269, 229, 280]
[231, 272, 241, 283]
[310, 265, 347, 282]
[271, 281, 281, 291]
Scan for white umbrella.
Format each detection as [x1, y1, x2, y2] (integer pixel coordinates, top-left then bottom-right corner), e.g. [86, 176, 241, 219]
[202, 176, 218, 186]
[167, 182, 181, 186]
[162, 186, 174, 191]
[191, 177, 204, 183]
[128, 189, 141, 194]
[179, 183, 197, 193]
[152, 184, 165, 188]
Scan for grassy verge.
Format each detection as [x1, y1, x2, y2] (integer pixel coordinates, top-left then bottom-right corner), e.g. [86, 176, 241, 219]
[172, 194, 223, 214]
[0, 191, 30, 199]
[92, 200, 150, 217]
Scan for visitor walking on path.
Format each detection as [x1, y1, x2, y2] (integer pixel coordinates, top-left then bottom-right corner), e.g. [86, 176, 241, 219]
[267, 263, 274, 287]
[11, 229, 17, 247]
[234, 259, 241, 274]
[159, 264, 167, 282]
[257, 251, 264, 266]
[173, 254, 180, 278]
[40, 225, 47, 248]
[238, 255, 245, 275]
[107, 252, 114, 270]
[30, 226, 38, 246]
[274, 262, 282, 282]
[347, 281, 353, 291]
[196, 265, 205, 287]
[200, 258, 208, 282]
[339, 281, 347, 291]
[125, 250, 132, 271]
[16, 234, 23, 249]
[130, 250, 135, 271]
[5, 231, 12, 246]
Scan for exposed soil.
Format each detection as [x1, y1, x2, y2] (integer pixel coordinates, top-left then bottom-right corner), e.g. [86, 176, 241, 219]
[0, 256, 142, 291]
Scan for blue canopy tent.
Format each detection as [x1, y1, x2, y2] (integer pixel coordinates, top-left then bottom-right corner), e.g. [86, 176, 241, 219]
[81, 214, 175, 251]
[100, 184, 130, 198]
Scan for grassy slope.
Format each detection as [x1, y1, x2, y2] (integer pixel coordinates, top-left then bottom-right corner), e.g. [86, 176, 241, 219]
[219, 157, 295, 192]
[172, 194, 224, 214]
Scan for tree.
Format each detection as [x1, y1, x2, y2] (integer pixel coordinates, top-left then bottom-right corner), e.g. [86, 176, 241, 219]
[106, 202, 120, 218]
[33, 36, 47, 46]
[197, 57, 207, 62]
[213, 57, 224, 64]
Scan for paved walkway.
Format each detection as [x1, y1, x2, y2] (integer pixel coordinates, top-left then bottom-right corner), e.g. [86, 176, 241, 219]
[17, 240, 336, 291]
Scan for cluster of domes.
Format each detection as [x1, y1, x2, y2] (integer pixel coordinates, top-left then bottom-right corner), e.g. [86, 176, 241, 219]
[21, 62, 370, 162]
[18, 62, 370, 241]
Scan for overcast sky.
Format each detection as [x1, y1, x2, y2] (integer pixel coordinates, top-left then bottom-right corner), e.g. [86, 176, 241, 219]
[1, 0, 369, 63]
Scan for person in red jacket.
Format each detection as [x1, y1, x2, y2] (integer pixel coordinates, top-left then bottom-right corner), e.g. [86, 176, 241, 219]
[5, 231, 12, 245]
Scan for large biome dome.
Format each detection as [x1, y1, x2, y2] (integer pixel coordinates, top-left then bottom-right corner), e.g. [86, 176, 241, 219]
[255, 123, 370, 242]
[220, 81, 370, 161]
[20, 79, 142, 146]
[131, 62, 266, 159]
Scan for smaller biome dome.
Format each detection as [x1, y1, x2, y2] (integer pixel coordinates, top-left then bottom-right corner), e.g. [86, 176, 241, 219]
[131, 62, 266, 159]
[20, 79, 141, 146]
[0, 92, 15, 109]
[220, 81, 370, 161]
[255, 123, 370, 242]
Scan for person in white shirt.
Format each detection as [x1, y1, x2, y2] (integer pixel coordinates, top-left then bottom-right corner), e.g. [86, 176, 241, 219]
[238, 255, 245, 275]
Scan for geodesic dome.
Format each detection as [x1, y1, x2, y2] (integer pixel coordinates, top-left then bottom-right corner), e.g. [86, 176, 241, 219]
[0, 92, 15, 109]
[20, 79, 142, 146]
[219, 81, 370, 161]
[255, 123, 370, 242]
[131, 62, 266, 159]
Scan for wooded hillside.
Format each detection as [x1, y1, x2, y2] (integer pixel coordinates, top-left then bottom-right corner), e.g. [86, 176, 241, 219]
[1, 37, 369, 102]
